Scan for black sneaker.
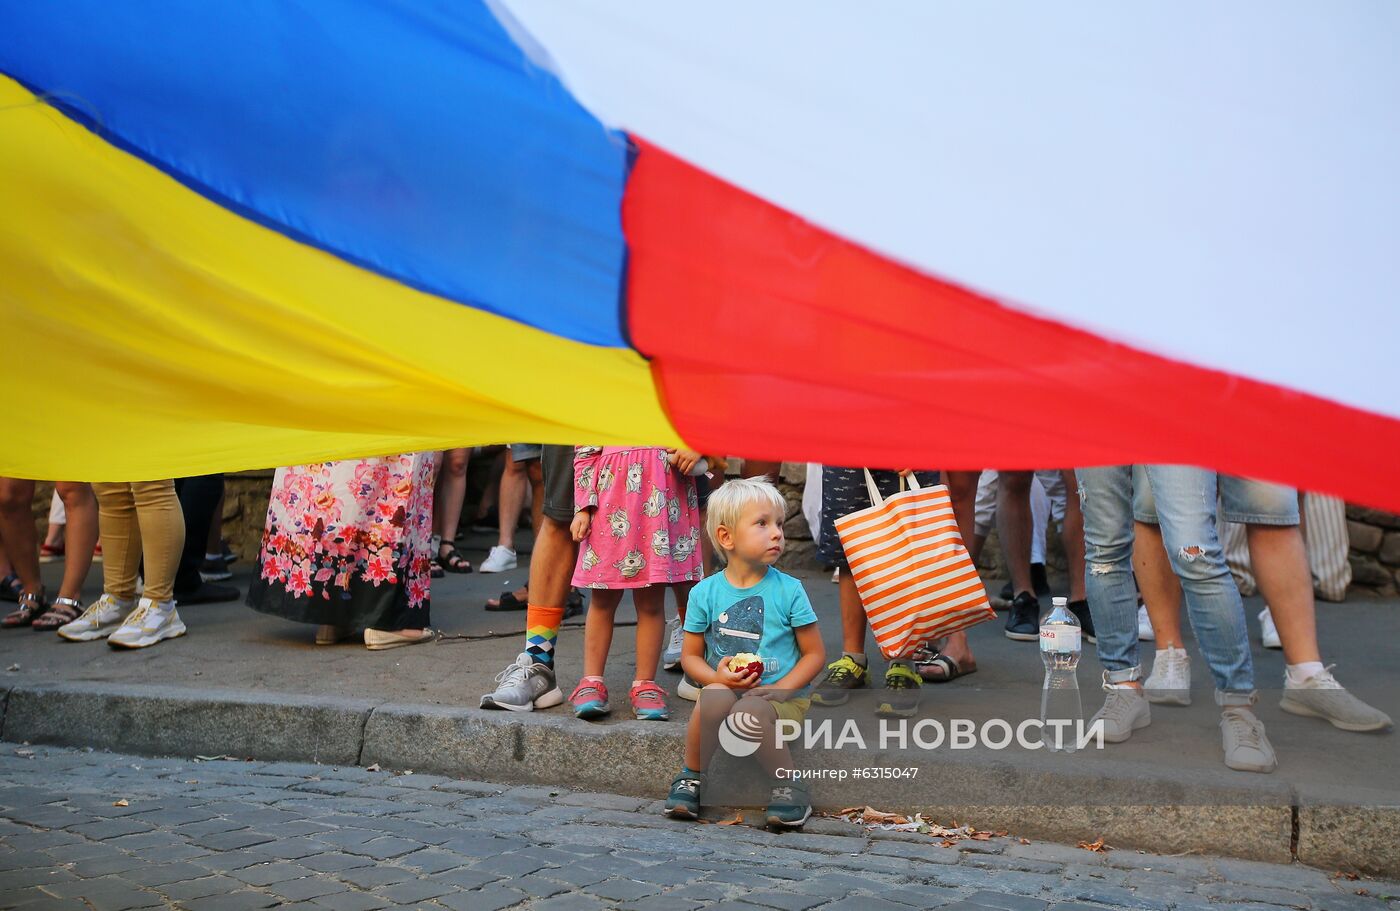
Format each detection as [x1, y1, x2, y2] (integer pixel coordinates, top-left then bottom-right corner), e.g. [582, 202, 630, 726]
[1067, 599, 1096, 643]
[199, 557, 232, 582]
[1005, 591, 1040, 641]
[811, 655, 869, 707]
[998, 580, 1014, 601]
[876, 662, 922, 717]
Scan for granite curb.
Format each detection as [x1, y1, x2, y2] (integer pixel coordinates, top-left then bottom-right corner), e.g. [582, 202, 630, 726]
[1, 679, 1395, 875]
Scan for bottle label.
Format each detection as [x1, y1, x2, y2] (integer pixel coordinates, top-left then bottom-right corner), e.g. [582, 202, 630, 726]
[1040, 626, 1081, 653]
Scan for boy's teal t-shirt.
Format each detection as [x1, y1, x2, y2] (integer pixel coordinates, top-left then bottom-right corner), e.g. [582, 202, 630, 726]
[683, 566, 818, 688]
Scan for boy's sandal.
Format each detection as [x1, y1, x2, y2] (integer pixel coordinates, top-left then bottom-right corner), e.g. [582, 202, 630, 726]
[2, 591, 48, 628]
[0, 573, 21, 603]
[438, 545, 473, 574]
[33, 597, 82, 631]
[917, 653, 977, 683]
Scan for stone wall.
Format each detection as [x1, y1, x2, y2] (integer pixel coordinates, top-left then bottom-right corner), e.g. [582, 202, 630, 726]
[1346, 505, 1400, 596]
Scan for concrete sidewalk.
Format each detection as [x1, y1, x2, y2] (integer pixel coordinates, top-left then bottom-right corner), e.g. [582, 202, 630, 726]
[2, 532, 1398, 874]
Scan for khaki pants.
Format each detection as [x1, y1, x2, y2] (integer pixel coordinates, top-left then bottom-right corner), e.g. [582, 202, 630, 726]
[92, 480, 184, 602]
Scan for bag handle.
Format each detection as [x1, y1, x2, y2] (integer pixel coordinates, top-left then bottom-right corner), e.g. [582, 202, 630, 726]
[862, 469, 922, 508]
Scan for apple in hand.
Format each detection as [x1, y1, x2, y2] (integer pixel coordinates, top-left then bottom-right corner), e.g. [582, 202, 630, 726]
[729, 652, 764, 678]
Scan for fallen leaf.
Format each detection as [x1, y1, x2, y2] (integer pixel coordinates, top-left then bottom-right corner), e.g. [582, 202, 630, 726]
[716, 813, 744, 826]
[939, 840, 957, 848]
[971, 832, 993, 841]
[6, 664, 19, 672]
[194, 755, 239, 762]
[1019, 838, 1032, 846]
[365, 763, 381, 772]
[15, 749, 34, 758]
[1356, 889, 1370, 896]
[1078, 838, 1112, 853]
[113, 800, 129, 807]
[1335, 871, 1360, 881]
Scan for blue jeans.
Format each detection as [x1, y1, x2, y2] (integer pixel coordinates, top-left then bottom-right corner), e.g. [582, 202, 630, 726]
[1137, 474, 1299, 527]
[1076, 465, 1254, 704]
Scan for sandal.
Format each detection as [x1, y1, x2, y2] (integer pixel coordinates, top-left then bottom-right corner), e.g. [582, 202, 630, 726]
[33, 596, 82, 632]
[3, 591, 48, 628]
[438, 544, 473, 574]
[916, 653, 977, 683]
[485, 587, 528, 612]
[0, 574, 21, 603]
[429, 556, 445, 579]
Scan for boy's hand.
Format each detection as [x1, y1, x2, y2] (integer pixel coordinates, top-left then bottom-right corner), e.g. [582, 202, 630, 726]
[896, 468, 914, 478]
[570, 510, 592, 542]
[717, 656, 759, 690]
[669, 449, 703, 475]
[747, 685, 790, 702]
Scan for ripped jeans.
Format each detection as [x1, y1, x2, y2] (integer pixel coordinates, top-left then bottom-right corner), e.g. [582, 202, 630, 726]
[1075, 466, 1255, 703]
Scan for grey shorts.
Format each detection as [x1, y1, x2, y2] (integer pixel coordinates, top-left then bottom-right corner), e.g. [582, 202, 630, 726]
[541, 445, 575, 523]
[509, 443, 543, 462]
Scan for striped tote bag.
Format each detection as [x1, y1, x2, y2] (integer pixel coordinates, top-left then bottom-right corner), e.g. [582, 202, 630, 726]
[834, 470, 994, 659]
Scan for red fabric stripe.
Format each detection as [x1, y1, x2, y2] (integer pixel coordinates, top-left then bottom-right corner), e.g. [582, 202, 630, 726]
[623, 137, 1400, 512]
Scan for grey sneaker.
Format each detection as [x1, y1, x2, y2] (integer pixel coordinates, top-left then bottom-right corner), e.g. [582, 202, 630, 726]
[1091, 686, 1151, 743]
[480, 652, 565, 712]
[662, 616, 684, 671]
[1280, 666, 1392, 732]
[1220, 706, 1277, 773]
[1144, 647, 1191, 706]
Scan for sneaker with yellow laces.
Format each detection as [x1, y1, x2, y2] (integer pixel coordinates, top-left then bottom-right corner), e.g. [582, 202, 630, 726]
[57, 594, 133, 642]
[811, 655, 869, 707]
[876, 661, 922, 717]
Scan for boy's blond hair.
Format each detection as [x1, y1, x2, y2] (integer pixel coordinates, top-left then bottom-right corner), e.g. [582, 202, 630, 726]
[705, 477, 788, 562]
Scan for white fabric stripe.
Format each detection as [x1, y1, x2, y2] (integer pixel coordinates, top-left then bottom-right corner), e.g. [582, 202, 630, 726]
[851, 546, 977, 596]
[864, 575, 987, 622]
[843, 528, 964, 566]
[499, 1, 1400, 418]
[1305, 493, 1351, 601]
[834, 494, 955, 535]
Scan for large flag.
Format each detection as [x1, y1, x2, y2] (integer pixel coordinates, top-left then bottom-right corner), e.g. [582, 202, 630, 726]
[2, 2, 1397, 509]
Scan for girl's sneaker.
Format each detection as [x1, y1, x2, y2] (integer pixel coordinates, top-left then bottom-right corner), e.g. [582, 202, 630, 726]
[57, 594, 133, 641]
[630, 680, 670, 720]
[569, 677, 610, 719]
[108, 598, 186, 649]
[766, 781, 812, 828]
[664, 769, 705, 819]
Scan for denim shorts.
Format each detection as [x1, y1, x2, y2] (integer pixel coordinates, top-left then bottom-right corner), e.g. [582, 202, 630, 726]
[509, 443, 543, 462]
[1135, 469, 1299, 527]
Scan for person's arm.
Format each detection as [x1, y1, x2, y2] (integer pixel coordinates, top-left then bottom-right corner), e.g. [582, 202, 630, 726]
[751, 622, 825, 701]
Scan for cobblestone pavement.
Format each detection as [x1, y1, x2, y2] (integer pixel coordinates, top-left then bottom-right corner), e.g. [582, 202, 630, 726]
[0, 746, 1394, 911]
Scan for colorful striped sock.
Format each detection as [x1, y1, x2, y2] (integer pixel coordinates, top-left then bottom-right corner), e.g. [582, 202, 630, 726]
[525, 603, 566, 667]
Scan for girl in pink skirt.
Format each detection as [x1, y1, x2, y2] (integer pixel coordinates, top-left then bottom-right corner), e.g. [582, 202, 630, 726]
[568, 446, 704, 720]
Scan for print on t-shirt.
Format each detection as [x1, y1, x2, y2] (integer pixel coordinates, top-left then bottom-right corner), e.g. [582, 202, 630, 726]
[713, 596, 771, 673]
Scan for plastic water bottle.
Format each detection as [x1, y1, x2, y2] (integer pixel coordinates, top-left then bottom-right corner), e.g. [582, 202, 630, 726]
[1039, 596, 1083, 752]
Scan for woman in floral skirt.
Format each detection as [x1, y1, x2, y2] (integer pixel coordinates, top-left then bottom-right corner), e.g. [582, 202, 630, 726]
[247, 452, 439, 650]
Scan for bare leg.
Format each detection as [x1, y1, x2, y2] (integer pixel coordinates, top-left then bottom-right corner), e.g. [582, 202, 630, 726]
[530, 516, 577, 608]
[735, 696, 795, 777]
[1060, 470, 1086, 602]
[838, 570, 867, 654]
[1247, 524, 1321, 665]
[1134, 521, 1185, 647]
[496, 451, 529, 552]
[54, 482, 97, 602]
[0, 479, 40, 597]
[433, 448, 470, 547]
[633, 585, 666, 680]
[582, 589, 623, 679]
[527, 461, 544, 535]
[685, 684, 739, 770]
[940, 470, 981, 669]
[997, 470, 1035, 597]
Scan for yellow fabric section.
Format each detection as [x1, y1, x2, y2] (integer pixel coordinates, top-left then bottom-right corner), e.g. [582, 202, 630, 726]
[0, 76, 682, 481]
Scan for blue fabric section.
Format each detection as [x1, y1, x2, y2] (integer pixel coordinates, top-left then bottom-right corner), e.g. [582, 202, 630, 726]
[0, 1, 629, 346]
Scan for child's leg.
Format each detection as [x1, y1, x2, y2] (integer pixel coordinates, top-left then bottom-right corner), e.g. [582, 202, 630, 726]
[582, 589, 623, 679]
[732, 697, 792, 776]
[684, 684, 739, 771]
[673, 581, 692, 623]
[632, 585, 665, 680]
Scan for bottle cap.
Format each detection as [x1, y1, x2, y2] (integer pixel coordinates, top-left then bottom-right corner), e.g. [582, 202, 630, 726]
[1052, 596, 1068, 607]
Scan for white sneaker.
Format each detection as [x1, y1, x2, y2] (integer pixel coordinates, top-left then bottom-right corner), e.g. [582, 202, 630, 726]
[1137, 603, 1154, 641]
[480, 545, 518, 573]
[1258, 607, 1281, 649]
[1144, 647, 1191, 706]
[107, 598, 187, 649]
[1220, 706, 1277, 773]
[831, 567, 840, 584]
[662, 616, 685, 670]
[677, 673, 701, 702]
[1091, 686, 1151, 743]
[57, 594, 133, 642]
